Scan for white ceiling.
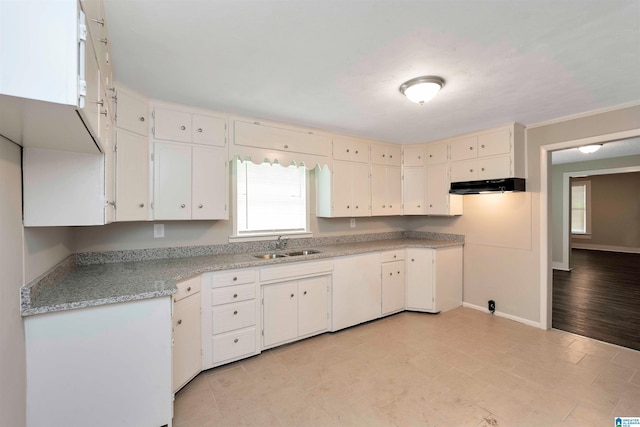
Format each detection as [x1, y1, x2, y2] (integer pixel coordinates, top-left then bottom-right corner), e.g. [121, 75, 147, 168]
[551, 137, 640, 164]
[104, 0, 640, 144]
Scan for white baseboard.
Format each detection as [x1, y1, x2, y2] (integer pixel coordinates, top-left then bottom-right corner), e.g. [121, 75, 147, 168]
[571, 243, 640, 254]
[463, 302, 542, 329]
[552, 261, 571, 271]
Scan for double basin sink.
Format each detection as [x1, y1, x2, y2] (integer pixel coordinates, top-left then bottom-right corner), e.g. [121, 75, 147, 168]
[253, 249, 321, 259]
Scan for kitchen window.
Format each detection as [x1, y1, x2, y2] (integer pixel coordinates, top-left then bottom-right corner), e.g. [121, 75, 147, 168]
[232, 160, 309, 238]
[571, 179, 591, 237]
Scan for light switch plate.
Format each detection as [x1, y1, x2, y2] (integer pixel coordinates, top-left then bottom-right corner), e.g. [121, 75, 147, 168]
[154, 223, 165, 238]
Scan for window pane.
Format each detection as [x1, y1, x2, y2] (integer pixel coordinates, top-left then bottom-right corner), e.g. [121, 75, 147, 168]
[571, 183, 587, 233]
[236, 161, 307, 234]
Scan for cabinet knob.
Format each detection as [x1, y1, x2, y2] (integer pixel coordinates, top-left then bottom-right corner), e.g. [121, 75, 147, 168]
[382, 205, 386, 208]
[411, 259, 415, 262]
[481, 168, 485, 171]
[397, 271, 401, 274]
[139, 203, 145, 208]
[429, 154, 433, 158]
[290, 293, 295, 298]
[382, 154, 386, 158]
[234, 338, 239, 343]
[355, 205, 358, 209]
[177, 319, 182, 325]
[355, 150, 359, 154]
[198, 204, 203, 208]
[186, 286, 191, 292]
[99, 38, 108, 45]
[304, 291, 307, 295]
[417, 205, 421, 208]
[180, 125, 186, 130]
[197, 128, 203, 133]
[481, 144, 485, 148]
[429, 204, 433, 207]
[139, 116, 145, 122]
[233, 277, 238, 281]
[284, 145, 289, 149]
[346, 149, 350, 153]
[180, 204, 186, 208]
[100, 109, 108, 116]
[389, 205, 392, 208]
[347, 205, 350, 209]
[470, 169, 474, 173]
[390, 155, 393, 158]
[469, 146, 474, 150]
[389, 272, 393, 276]
[393, 255, 396, 258]
[233, 293, 238, 298]
[233, 310, 238, 315]
[418, 156, 422, 159]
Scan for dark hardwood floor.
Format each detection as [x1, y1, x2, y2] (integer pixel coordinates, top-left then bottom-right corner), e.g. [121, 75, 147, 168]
[553, 249, 640, 351]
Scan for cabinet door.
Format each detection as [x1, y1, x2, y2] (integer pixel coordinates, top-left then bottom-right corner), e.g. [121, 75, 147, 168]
[426, 163, 449, 215]
[351, 162, 370, 217]
[449, 160, 478, 183]
[387, 165, 402, 215]
[173, 293, 201, 392]
[192, 146, 227, 220]
[297, 276, 329, 337]
[103, 119, 116, 224]
[350, 139, 370, 163]
[331, 161, 352, 217]
[382, 260, 405, 315]
[406, 249, 434, 311]
[425, 143, 448, 165]
[403, 146, 424, 167]
[449, 136, 477, 161]
[478, 156, 512, 180]
[154, 108, 191, 142]
[116, 129, 149, 221]
[387, 145, 401, 167]
[153, 142, 192, 219]
[478, 128, 511, 157]
[332, 253, 382, 331]
[403, 166, 425, 215]
[332, 138, 353, 162]
[81, 30, 102, 141]
[370, 164, 386, 215]
[116, 88, 149, 136]
[262, 281, 298, 348]
[370, 144, 387, 165]
[192, 114, 226, 147]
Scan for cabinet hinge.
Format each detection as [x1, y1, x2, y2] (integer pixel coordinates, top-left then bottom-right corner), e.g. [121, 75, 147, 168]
[78, 12, 87, 42]
[261, 330, 264, 336]
[150, 153, 154, 161]
[114, 144, 118, 153]
[151, 110, 155, 119]
[150, 202, 154, 210]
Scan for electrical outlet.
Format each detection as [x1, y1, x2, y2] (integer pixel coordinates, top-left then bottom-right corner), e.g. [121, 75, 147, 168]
[154, 224, 165, 238]
[350, 218, 356, 228]
[488, 300, 496, 313]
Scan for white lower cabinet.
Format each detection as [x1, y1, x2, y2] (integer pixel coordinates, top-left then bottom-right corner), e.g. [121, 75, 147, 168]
[201, 269, 260, 370]
[381, 251, 405, 315]
[24, 298, 173, 427]
[259, 260, 333, 349]
[406, 246, 463, 313]
[172, 276, 201, 393]
[331, 252, 382, 331]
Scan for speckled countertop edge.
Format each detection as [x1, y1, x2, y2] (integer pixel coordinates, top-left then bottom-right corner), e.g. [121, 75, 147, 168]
[22, 232, 464, 317]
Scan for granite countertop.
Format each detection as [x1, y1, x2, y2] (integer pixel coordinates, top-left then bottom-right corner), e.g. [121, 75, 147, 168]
[21, 234, 463, 316]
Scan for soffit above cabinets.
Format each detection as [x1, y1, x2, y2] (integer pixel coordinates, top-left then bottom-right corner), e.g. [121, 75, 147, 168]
[104, 0, 640, 144]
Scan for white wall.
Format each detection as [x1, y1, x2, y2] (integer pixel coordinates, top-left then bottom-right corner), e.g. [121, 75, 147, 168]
[0, 136, 26, 427]
[23, 227, 74, 283]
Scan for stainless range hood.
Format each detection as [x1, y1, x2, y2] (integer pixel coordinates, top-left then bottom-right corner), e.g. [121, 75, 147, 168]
[449, 178, 526, 194]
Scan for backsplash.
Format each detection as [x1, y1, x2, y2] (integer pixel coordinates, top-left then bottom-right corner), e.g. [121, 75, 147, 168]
[75, 231, 464, 265]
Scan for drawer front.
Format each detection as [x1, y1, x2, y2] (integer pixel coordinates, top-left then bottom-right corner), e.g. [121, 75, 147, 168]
[381, 250, 405, 263]
[212, 328, 256, 363]
[212, 300, 256, 334]
[174, 276, 202, 302]
[210, 269, 255, 288]
[211, 283, 255, 306]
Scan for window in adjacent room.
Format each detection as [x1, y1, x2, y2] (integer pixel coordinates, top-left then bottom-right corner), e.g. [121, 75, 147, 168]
[571, 179, 591, 237]
[233, 160, 309, 238]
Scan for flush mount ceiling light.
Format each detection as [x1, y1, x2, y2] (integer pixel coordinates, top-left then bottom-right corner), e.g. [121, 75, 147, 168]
[578, 144, 603, 154]
[399, 76, 445, 105]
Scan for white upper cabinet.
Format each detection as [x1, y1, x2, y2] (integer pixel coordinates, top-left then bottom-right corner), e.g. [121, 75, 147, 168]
[0, 0, 115, 154]
[478, 128, 511, 157]
[319, 160, 370, 218]
[426, 163, 462, 216]
[233, 120, 329, 156]
[371, 143, 401, 166]
[332, 137, 370, 163]
[402, 166, 426, 215]
[153, 103, 226, 147]
[371, 164, 402, 216]
[449, 136, 478, 161]
[403, 145, 424, 167]
[425, 142, 448, 165]
[116, 85, 149, 137]
[154, 142, 193, 220]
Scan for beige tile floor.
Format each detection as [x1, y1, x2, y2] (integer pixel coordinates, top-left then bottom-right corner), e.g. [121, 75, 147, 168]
[173, 307, 640, 426]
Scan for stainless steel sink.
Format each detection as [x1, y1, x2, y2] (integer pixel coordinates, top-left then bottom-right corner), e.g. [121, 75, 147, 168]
[286, 249, 322, 256]
[253, 253, 287, 259]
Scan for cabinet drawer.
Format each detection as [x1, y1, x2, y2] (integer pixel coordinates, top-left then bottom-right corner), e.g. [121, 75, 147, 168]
[212, 300, 256, 334]
[212, 328, 256, 363]
[211, 269, 255, 288]
[381, 250, 405, 263]
[174, 276, 201, 302]
[211, 283, 255, 306]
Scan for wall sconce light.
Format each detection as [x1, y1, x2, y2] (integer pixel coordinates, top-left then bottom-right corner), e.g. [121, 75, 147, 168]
[399, 76, 445, 105]
[578, 144, 602, 154]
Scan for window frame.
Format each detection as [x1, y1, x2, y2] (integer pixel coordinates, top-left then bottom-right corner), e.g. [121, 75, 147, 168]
[571, 179, 592, 238]
[229, 159, 312, 242]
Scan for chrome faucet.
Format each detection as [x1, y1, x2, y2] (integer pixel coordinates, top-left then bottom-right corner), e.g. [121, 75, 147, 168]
[275, 235, 288, 250]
